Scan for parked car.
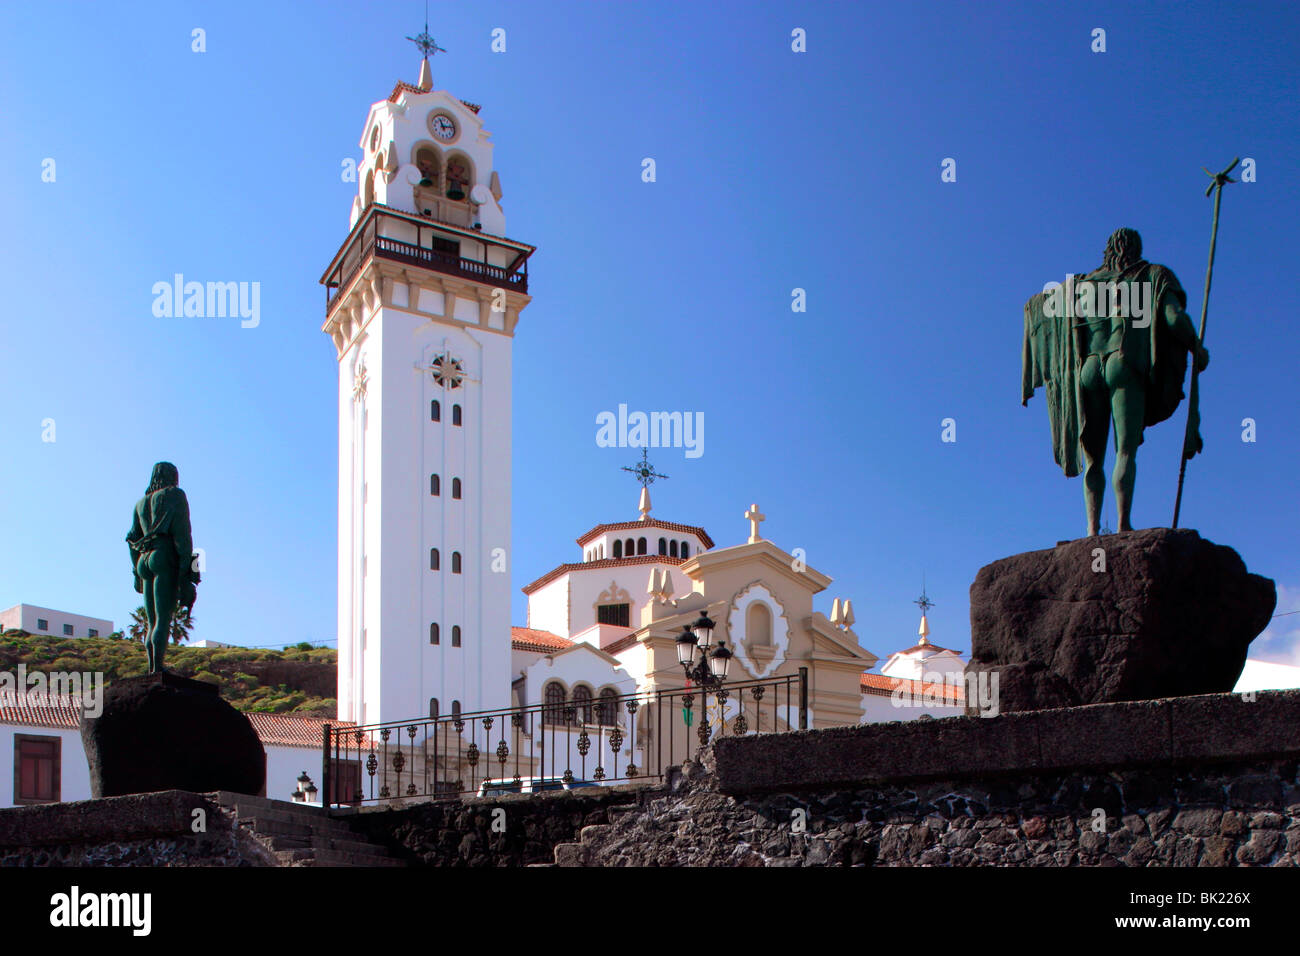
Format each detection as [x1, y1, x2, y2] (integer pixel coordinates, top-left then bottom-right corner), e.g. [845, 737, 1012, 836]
[475, 776, 598, 797]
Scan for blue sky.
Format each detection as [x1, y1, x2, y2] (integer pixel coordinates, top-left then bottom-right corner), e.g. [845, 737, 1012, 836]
[1, 1, 1296, 665]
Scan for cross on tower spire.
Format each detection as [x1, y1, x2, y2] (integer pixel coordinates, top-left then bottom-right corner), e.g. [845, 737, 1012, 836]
[406, 2, 446, 59]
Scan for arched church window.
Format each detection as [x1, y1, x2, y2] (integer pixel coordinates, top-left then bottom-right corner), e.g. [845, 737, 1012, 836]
[746, 602, 773, 647]
[452, 625, 462, 647]
[431, 400, 441, 422]
[542, 681, 566, 726]
[572, 685, 593, 724]
[363, 169, 375, 209]
[430, 623, 440, 645]
[452, 478, 462, 499]
[430, 474, 440, 496]
[597, 688, 618, 726]
[445, 156, 471, 200]
[658, 538, 667, 555]
[624, 538, 634, 556]
[637, 538, 647, 555]
[415, 147, 441, 188]
[451, 551, 462, 573]
[670, 540, 678, 558]
[452, 404, 462, 426]
[430, 548, 440, 571]
[613, 540, 623, 559]
[681, 542, 689, 558]
[429, 698, 439, 719]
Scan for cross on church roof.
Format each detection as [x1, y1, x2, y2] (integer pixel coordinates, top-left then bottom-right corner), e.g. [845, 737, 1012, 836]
[914, 582, 935, 615]
[406, 2, 446, 58]
[622, 448, 668, 489]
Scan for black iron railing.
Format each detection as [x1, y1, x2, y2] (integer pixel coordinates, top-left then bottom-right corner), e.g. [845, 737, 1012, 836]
[322, 669, 807, 810]
[322, 207, 529, 316]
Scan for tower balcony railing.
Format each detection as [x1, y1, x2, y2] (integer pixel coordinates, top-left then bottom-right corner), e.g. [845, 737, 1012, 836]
[321, 205, 531, 317]
[321, 669, 808, 810]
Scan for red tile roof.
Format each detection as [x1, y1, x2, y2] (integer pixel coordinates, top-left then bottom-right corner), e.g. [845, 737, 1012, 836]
[522, 554, 686, 595]
[511, 627, 574, 654]
[0, 695, 351, 749]
[601, 633, 640, 656]
[387, 81, 482, 113]
[861, 672, 965, 704]
[576, 520, 714, 550]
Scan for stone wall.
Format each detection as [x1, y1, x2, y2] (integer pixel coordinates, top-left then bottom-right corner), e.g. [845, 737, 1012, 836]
[0, 790, 275, 866]
[561, 690, 1300, 866]
[345, 783, 652, 866]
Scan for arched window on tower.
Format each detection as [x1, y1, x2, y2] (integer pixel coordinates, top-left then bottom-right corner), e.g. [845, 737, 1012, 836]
[613, 540, 623, 559]
[542, 681, 566, 726]
[746, 602, 773, 647]
[670, 540, 679, 558]
[597, 688, 618, 726]
[572, 685, 593, 724]
[451, 551, 462, 573]
[624, 538, 634, 556]
[431, 400, 441, 422]
[415, 147, 442, 189]
[430, 474, 440, 496]
[452, 478, 462, 500]
[429, 623, 440, 645]
[430, 548, 440, 571]
[637, 538, 647, 555]
[658, 538, 667, 555]
[681, 542, 690, 559]
[452, 404, 462, 426]
[452, 625, 462, 647]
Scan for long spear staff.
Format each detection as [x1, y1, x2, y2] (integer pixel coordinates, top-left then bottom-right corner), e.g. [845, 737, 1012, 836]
[1172, 157, 1239, 529]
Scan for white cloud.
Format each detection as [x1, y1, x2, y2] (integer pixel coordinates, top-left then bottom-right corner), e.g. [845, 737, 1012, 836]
[1248, 583, 1300, 667]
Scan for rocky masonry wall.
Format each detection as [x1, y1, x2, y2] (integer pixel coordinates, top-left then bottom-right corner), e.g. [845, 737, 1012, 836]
[560, 690, 1300, 866]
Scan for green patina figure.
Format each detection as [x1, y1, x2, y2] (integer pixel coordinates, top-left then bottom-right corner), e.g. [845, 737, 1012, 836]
[1022, 228, 1210, 537]
[126, 462, 198, 673]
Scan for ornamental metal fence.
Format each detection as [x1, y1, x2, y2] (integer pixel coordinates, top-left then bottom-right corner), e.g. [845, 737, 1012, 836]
[322, 669, 807, 810]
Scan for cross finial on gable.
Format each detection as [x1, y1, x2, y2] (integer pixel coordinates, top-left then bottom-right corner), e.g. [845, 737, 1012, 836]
[745, 503, 766, 544]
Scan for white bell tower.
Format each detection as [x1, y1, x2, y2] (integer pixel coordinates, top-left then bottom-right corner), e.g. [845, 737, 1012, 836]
[321, 50, 534, 727]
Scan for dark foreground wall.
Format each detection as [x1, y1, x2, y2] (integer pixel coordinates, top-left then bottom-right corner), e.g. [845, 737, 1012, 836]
[0, 791, 275, 866]
[562, 690, 1300, 866]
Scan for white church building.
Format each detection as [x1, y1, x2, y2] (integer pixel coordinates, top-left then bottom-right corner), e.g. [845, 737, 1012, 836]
[0, 53, 963, 811]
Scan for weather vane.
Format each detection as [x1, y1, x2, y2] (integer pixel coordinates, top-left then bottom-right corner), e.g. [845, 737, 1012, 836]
[406, 2, 446, 58]
[622, 448, 668, 489]
[914, 578, 935, 615]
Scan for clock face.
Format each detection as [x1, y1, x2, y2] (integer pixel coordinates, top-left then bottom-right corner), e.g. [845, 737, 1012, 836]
[430, 114, 457, 141]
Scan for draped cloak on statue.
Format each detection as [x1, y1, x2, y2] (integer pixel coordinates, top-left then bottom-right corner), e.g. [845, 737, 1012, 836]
[1021, 260, 1199, 477]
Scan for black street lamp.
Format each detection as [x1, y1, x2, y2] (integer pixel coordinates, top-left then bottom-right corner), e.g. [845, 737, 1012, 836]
[675, 612, 732, 688]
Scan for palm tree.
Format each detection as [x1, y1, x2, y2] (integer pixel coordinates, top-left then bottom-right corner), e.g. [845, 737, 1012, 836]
[128, 605, 195, 645]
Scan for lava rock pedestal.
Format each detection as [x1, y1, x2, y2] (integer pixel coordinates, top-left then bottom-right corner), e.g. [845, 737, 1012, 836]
[80, 672, 265, 798]
[967, 528, 1275, 713]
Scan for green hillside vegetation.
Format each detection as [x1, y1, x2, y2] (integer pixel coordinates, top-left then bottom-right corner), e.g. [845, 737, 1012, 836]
[0, 632, 337, 716]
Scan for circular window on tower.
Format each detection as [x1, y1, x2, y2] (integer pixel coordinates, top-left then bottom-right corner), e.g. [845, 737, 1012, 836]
[427, 112, 458, 143]
[370, 124, 380, 152]
[430, 353, 464, 389]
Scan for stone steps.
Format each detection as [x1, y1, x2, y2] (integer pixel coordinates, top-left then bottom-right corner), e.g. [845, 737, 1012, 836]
[214, 792, 404, 867]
